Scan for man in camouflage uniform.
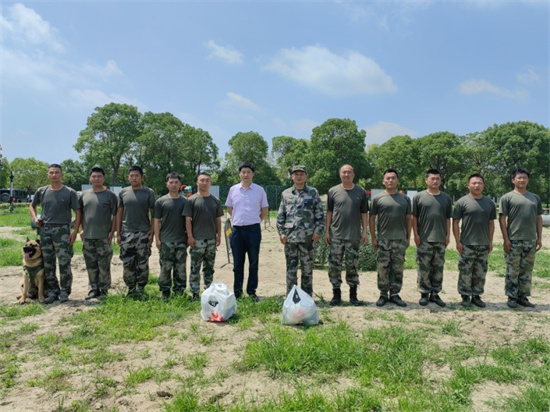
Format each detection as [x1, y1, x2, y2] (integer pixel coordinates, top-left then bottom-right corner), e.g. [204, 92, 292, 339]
[277, 166, 324, 297]
[499, 168, 543, 309]
[184, 172, 224, 300]
[326, 164, 369, 306]
[452, 174, 496, 308]
[117, 166, 156, 297]
[369, 169, 412, 308]
[29, 164, 81, 304]
[412, 169, 452, 307]
[153, 172, 188, 299]
[79, 167, 118, 300]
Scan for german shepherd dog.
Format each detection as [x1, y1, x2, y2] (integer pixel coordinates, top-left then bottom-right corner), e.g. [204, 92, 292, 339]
[19, 239, 46, 304]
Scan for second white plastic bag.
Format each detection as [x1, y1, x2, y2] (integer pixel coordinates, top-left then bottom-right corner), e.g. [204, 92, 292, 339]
[281, 285, 319, 325]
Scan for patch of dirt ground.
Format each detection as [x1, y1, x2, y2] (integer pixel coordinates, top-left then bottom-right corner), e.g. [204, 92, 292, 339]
[0, 218, 549, 411]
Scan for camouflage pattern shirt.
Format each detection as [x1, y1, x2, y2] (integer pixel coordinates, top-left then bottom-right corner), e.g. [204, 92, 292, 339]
[277, 185, 324, 243]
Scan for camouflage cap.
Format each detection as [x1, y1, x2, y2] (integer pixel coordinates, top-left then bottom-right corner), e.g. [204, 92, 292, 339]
[290, 165, 307, 174]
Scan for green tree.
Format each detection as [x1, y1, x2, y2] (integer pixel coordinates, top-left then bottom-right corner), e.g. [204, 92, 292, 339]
[366, 135, 423, 190]
[0, 145, 9, 187]
[416, 131, 467, 197]
[223, 131, 281, 186]
[477, 121, 550, 202]
[271, 136, 310, 182]
[183, 127, 219, 176]
[136, 112, 220, 195]
[306, 118, 370, 194]
[9, 157, 49, 194]
[75, 103, 142, 185]
[60, 159, 88, 190]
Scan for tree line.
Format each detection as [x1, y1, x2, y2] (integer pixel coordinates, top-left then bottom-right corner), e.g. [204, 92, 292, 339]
[1, 103, 548, 203]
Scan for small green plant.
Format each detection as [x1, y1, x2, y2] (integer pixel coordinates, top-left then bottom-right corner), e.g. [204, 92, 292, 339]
[441, 320, 462, 336]
[123, 366, 156, 387]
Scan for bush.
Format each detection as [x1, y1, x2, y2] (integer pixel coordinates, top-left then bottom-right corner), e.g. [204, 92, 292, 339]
[313, 230, 377, 271]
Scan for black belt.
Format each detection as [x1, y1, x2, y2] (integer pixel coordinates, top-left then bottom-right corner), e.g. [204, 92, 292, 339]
[43, 223, 69, 227]
[233, 223, 260, 229]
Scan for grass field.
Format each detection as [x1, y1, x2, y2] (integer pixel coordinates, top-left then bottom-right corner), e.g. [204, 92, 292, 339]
[1, 208, 549, 411]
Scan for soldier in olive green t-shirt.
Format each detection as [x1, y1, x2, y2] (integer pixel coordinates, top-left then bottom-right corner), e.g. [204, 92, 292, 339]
[412, 169, 452, 307]
[369, 169, 412, 308]
[116, 166, 156, 296]
[452, 174, 496, 308]
[153, 172, 188, 299]
[498, 168, 543, 309]
[325, 164, 369, 306]
[79, 167, 118, 299]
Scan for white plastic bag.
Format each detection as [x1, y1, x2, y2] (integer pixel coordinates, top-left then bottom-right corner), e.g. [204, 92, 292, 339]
[200, 282, 237, 322]
[282, 285, 319, 325]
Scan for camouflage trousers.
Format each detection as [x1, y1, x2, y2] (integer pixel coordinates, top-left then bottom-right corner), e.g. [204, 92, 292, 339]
[457, 245, 489, 296]
[119, 231, 151, 291]
[328, 238, 361, 288]
[189, 239, 216, 294]
[285, 241, 314, 296]
[504, 240, 536, 299]
[159, 241, 187, 293]
[40, 225, 74, 296]
[377, 239, 407, 296]
[83, 238, 113, 293]
[416, 242, 446, 294]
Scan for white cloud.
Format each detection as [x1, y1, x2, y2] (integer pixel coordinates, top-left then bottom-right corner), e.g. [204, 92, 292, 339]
[264, 45, 397, 95]
[517, 68, 540, 84]
[224, 92, 260, 111]
[1, 3, 125, 102]
[3, 3, 67, 53]
[459, 79, 528, 101]
[363, 121, 417, 145]
[69, 89, 146, 109]
[205, 40, 243, 64]
[81, 60, 123, 79]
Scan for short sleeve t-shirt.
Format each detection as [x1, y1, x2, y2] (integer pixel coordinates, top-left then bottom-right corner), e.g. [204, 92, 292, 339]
[79, 189, 118, 239]
[370, 192, 411, 240]
[499, 191, 543, 241]
[412, 190, 452, 243]
[327, 184, 369, 241]
[183, 194, 223, 240]
[118, 186, 156, 233]
[32, 185, 79, 225]
[453, 195, 496, 245]
[153, 194, 187, 243]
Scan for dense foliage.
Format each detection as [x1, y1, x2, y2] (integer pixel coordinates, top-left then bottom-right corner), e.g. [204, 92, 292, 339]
[3, 102, 548, 201]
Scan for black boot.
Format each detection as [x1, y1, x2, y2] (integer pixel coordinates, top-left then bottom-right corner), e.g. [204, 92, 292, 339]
[349, 286, 360, 306]
[419, 293, 429, 306]
[330, 288, 342, 306]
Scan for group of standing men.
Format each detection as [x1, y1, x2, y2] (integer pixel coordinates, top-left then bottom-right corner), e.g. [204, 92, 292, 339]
[30, 164, 223, 303]
[276, 165, 543, 309]
[29, 162, 543, 309]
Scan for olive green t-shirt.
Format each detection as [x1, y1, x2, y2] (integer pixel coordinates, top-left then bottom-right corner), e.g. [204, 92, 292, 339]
[327, 184, 369, 241]
[412, 190, 452, 243]
[153, 194, 188, 243]
[499, 191, 543, 241]
[118, 186, 156, 233]
[32, 185, 79, 225]
[453, 195, 496, 246]
[182, 194, 223, 240]
[370, 192, 411, 240]
[79, 189, 118, 239]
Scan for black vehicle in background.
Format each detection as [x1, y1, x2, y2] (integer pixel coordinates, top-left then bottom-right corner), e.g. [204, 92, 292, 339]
[0, 188, 28, 203]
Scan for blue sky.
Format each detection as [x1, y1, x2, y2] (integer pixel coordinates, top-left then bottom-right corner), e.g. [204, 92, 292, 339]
[1, 1, 548, 166]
